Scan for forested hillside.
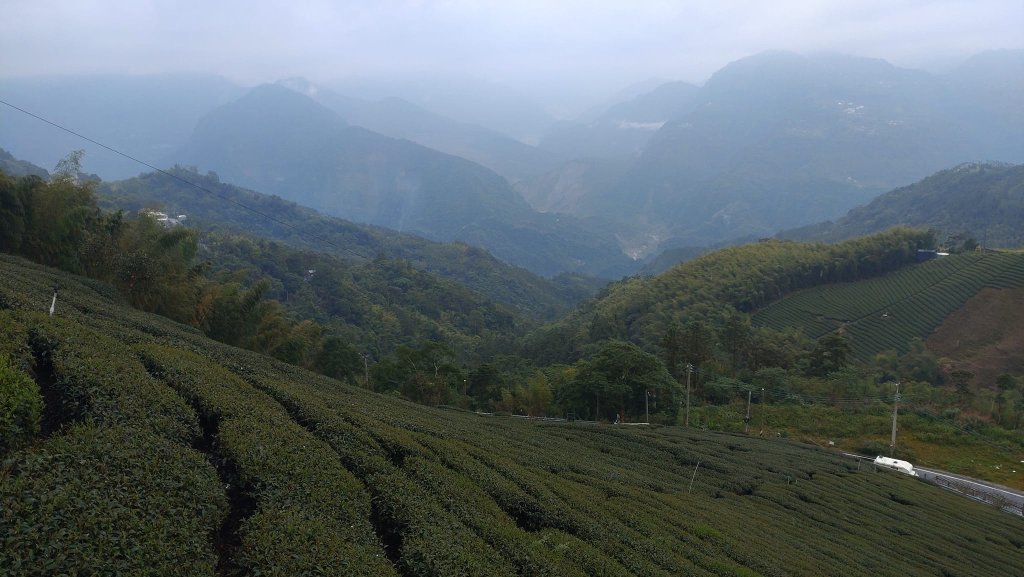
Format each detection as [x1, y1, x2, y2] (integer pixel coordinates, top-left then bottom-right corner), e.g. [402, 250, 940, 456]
[98, 167, 601, 319]
[781, 162, 1024, 247]
[524, 228, 936, 362]
[1, 254, 1022, 576]
[6, 164, 1022, 480]
[0, 166, 539, 389]
[753, 251, 1024, 361]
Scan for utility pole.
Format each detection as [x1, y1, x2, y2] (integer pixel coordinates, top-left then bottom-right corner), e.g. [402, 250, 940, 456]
[684, 363, 693, 428]
[890, 381, 901, 457]
[744, 390, 752, 433]
[760, 387, 766, 430]
[645, 390, 650, 424]
[362, 353, 370, 388]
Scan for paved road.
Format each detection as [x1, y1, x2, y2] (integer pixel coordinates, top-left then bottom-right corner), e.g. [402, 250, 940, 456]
[916, 467, 1024, 516]
[840, 452, 1024, 516]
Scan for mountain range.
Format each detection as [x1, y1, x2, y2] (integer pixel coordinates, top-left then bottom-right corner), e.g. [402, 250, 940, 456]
[277, 79, 563, 184]
[0, 74, 242, 178]
[523, 50, 1024, 256]
[2, 49, 1022, 275]
[169, 84, 633, 278]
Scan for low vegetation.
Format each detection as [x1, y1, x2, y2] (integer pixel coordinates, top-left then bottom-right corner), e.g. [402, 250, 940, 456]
[1, 256, 1022, 575]
[753, 251, 1024, 360]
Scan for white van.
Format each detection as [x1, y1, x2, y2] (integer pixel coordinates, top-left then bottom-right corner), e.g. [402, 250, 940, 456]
[874, 456, 917, 477]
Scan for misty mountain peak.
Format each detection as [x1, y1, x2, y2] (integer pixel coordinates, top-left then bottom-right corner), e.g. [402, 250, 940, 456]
[276, 77, 320, 98]
[194, 83, 348, 138]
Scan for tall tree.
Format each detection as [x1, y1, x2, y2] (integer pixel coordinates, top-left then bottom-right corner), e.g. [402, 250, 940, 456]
[806, 332, 851, 377]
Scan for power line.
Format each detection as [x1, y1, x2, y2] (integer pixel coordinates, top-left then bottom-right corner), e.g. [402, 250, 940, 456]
[0, 97, 365, 261]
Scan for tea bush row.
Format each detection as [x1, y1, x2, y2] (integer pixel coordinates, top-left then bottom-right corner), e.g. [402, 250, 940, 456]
[4, 254, 1024, 576]
[139, 344, 396, 577]
[754, 252, 1024, 359]
[27, 319, 200, 444]
[0, 312, 40, 455]
[0, 306, 228, 576]
[0, 422, 225, 576]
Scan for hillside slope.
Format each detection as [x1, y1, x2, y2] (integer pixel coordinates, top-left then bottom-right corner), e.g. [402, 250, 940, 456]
[523, 228, 935, 362]
[752, 251, 1024, 361]
[527, 51, 1024, 253]
[1, 254, 1021, 576]
[928, 286, 1024, 386]
[780, 162, 1024, 247]
[171, 84, 633, 277]
[278, 79, 564, 183]
[98, 168, 601, 319]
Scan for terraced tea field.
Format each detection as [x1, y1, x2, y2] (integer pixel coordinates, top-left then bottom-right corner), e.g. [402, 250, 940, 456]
[2, 254, 1022, 576]
[753, 251, 1024, 360]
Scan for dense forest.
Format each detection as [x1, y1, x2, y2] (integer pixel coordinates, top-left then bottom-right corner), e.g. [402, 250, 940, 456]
[2, 159, 1022, 477]
[97, 166, 605, 319]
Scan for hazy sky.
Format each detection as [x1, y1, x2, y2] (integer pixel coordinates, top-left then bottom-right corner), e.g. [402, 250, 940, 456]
[3, 0, 1022, 111]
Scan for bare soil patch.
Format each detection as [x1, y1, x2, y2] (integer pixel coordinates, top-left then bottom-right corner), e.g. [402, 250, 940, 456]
[928, 287, 1024, 386]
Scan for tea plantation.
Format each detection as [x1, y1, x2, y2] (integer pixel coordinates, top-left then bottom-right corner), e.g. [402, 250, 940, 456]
[2, 253, 1022, 576]
[753, 251, 1024, 360]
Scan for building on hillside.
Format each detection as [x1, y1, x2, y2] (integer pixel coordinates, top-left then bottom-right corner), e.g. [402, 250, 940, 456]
[140, 209, 187, 228]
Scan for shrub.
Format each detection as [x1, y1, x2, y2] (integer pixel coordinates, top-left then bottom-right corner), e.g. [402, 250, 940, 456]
[0, 357, 42, 454]
[28, 320, 200, 445]
[0, 424, 226, 576]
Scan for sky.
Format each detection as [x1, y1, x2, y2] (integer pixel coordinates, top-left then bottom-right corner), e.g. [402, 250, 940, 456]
[2, 0, 1023, 114]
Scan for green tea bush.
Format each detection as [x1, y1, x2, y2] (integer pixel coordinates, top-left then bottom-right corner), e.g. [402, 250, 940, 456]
[0, 423, 226, 576]
[0, 310, 32, 368]
[0, 356, 41, 454]
[27, 319, 200, 444]
[4, 253, 1024, 577]
[139, 344, 396, 577]
[754, 252, 1024, 360]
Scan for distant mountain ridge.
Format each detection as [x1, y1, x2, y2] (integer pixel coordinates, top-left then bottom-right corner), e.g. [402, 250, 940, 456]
[4, 51, 1021, 273]
[327, 75, 557, 145]
[525, 50, 1024, 255]
[277, 78, 564, 183]
[0, 74, 243, 178]
[780, 162, 1024, 247]
[171, 84, 634, 278]
[538, 80, 701, 159]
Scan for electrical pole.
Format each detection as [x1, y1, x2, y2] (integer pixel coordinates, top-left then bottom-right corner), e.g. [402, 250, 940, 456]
[645, 390, 650, 424]
[362, 353, 370, 388]
[890, 381, 900, 457]
[684, 363, 693, 428]
[744, 389, 752, 433]
[760, 387, 766, 431]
